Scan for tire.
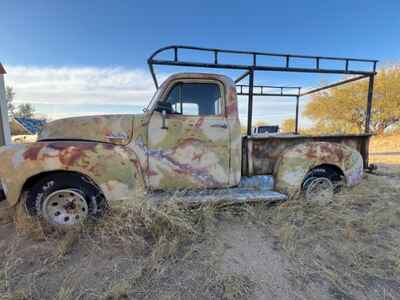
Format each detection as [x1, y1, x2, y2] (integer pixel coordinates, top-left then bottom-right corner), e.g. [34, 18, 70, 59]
[25, 172, 106, 227]
[302, 168, 343, 203]
[303, 168, 343, 191]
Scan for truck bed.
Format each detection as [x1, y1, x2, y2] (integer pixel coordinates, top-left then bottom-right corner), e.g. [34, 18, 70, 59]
[242, 133, 372, 176]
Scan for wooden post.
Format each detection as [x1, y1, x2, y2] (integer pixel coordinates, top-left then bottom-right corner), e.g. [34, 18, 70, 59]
[0, 63, 11, 146]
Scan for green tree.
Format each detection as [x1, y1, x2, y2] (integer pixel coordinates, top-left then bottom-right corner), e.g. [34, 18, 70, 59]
[15, 103, 35, 118]
[303, 65, 400, 134]
[5, 86, 15, 116]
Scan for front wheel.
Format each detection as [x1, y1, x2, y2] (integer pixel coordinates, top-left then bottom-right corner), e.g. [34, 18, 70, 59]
[25, 172, 106, 227]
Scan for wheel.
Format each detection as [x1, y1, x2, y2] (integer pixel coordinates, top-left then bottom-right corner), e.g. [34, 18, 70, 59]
[26, 172, 106, 227]
[302, 168, 342, 203]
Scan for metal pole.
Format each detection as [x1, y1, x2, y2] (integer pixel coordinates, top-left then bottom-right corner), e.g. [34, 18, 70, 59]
[234, 70, 251, 83]
[295, 95, 300, 134]
[299, 74, 369, 97]
[0, 63, 11, 146]
[247, 70, 254, 136]
[365, 74, 375, 133]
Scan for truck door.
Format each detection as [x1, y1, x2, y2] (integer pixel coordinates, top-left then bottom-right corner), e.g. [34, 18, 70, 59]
[147, 80, 230, 190]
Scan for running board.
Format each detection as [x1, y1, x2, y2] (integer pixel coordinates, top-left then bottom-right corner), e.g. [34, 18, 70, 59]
[147, 187, 287, 207]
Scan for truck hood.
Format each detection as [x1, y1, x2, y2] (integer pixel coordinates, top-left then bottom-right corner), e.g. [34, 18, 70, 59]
[38, 114, 139, 145]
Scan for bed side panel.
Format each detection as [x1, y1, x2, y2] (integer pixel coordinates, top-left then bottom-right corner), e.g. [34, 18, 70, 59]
[245, 134, 371, 176]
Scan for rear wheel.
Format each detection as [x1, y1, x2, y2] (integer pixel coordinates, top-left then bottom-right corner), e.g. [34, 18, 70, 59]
[302, 167, 343, 203]
[25, 172, 106, 227]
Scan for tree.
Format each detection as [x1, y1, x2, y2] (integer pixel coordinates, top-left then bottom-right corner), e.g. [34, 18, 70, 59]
[281, 118, 296, 133]
[303, 65, 400, 134]
[5, 86, 15, 116]
[15, 103, 35, 118]
[254, 120, 269, 127]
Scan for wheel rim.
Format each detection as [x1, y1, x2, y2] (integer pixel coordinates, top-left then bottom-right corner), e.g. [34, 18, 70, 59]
[42, 189, 89, 225]
[305, 177, 334, 204]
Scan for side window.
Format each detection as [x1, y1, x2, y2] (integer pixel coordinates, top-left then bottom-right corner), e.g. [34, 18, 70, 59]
[165, 82, 222, 116]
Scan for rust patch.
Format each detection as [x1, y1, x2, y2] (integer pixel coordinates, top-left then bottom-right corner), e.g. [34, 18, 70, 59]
[226, 100, 237, 117]
[58, 147, 87, 166]
[45, 142, 97, 167]
[194, 117, 205, 128]
[103, 143, 115, 150]
[23, 143, 47, 161]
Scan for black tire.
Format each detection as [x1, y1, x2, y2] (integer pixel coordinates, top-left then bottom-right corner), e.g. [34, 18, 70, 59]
[25, 172, 106, 226]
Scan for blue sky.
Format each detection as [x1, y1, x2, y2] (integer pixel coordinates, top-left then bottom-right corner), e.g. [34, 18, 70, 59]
[1, 0, 400, 126]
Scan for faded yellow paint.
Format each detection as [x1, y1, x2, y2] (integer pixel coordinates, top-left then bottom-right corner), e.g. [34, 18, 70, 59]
[39, 114, 133, 145]
[0, 141, 143, 208]
[273, 142, 364, 195]
[0, 72, 367, 223]
[0, 73, 242, 217]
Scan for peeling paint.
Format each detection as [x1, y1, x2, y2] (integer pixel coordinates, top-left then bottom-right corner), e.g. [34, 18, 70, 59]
[0, 72, 367, 219]
[273, 142, 364, 195]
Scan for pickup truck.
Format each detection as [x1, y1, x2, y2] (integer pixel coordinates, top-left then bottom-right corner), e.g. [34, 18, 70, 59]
[0, 46, 377, 227]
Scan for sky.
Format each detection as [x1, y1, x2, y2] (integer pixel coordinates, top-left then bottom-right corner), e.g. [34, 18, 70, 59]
[1, 0, 400, 127]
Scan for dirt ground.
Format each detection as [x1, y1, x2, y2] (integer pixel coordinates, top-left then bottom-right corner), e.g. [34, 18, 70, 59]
[1, 163, 400, 300]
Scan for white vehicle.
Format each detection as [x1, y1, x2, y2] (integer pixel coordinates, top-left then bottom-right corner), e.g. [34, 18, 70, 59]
[252, 125, 279, 136]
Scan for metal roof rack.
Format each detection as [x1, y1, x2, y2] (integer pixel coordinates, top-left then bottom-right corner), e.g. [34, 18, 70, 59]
[148, 45, 378, 135]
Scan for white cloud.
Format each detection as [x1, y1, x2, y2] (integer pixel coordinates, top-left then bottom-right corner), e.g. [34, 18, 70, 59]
[3, 65, 312, 126]
[5, 66, 159, 107]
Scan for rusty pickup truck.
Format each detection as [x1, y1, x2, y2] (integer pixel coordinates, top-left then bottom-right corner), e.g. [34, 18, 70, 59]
[0, 45, 378, 227]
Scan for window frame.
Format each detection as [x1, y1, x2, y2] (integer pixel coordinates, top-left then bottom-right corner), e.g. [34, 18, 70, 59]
[157, 79, 226, 117]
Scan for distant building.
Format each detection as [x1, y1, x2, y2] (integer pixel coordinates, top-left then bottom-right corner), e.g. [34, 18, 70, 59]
[10, 117, 46, 135]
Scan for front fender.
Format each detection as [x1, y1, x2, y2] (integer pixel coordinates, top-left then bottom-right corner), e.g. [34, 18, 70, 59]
[0, 141, 145, 207]
[273, 142, 364, 195]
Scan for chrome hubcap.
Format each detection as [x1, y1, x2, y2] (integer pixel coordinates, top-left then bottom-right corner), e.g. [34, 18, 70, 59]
[42, 189, 89, 225]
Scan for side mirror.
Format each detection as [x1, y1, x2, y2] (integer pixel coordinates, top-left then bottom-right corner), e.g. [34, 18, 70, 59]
[155, 102, 173, 114]
[155, 102, 172, 130]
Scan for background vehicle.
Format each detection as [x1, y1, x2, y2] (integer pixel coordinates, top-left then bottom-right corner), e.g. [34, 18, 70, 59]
[252, 125, 280, 136]
[0, 45, 378, 226]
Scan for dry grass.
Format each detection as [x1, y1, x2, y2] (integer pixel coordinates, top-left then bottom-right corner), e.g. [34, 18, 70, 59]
[0, 196, 256, 299]
[370, 133, 400, 164]
[240, 168, 400, 299]
[370, 133, 400, 153]
[1, 166, 399, 299]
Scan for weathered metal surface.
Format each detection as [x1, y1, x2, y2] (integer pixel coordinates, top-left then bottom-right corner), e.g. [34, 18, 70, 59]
[0, 141, 143, 207]
[0, 73, 242, 214]
[245, 133, 371, 176]
[239, 175, 274, 190]
[0, 71, 369, 222]
[273, 141, 364, 195]
[39, 114, 134, 145]
[143, 73, 241, 190]
[148, 186, 287, 207]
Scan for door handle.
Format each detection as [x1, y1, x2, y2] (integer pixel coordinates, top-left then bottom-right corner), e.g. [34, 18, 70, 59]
[210, 123, 228, 129]
[106, 132, 128, 142]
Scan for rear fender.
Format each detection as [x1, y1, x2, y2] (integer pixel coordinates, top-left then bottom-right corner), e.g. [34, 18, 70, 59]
[0, 141, 145, 207]
[273, 142, 363, 195]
